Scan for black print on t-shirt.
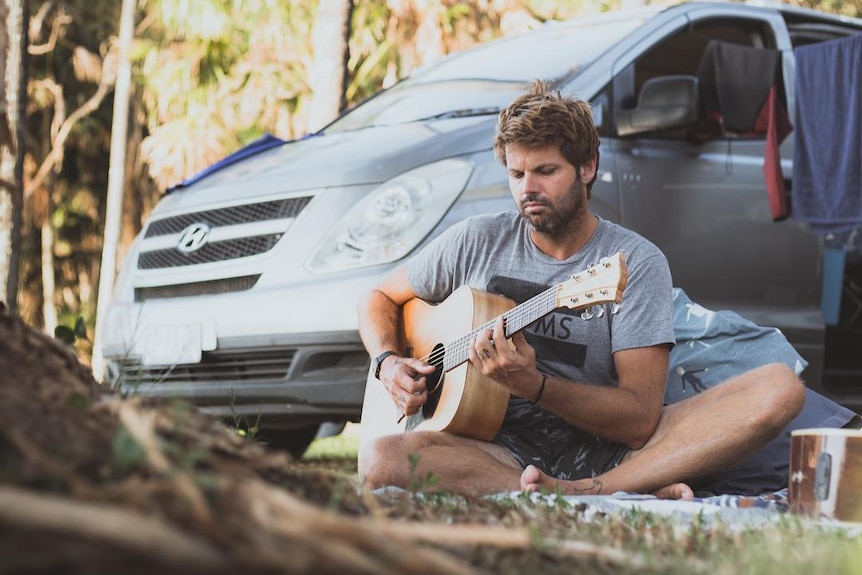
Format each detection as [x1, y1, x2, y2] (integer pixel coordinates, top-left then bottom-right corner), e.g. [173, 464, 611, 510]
[486, 276, 545, 305]
[485, 275, 588, 368]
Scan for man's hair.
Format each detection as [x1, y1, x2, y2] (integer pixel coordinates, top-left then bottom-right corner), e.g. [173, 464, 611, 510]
[493, 79, 600, 193]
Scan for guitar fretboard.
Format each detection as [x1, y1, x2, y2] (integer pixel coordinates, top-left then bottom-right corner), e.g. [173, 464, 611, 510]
[420, 252, 625, 372]
[442, 285, 559, 371]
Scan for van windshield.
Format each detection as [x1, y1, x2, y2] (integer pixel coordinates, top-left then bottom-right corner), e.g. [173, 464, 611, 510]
[324, 14, 649, 132]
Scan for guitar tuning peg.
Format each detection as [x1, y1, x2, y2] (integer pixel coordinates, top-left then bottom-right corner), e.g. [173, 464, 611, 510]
[611, 302, 621, 315]
[580, 308, 594, 320]
[594, 305, 605, 318]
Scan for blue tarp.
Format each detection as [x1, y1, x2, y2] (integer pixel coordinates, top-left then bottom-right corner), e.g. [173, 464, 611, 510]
[165, 133, 287, 194]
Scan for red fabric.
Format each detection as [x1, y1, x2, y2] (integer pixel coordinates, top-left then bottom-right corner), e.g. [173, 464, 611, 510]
[754, 86, 793, 221]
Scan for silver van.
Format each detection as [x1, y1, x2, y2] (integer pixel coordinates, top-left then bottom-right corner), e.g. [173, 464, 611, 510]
[101, 1, 862, 456]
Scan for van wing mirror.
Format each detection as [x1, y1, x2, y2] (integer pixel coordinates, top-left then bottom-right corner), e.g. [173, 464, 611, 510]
[616, 75, 699, 137]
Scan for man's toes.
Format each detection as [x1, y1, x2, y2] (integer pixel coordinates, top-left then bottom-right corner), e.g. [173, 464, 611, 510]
[652, 482, 695, 500]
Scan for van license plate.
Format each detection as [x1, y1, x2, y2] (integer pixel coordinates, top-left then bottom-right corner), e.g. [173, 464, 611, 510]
[138, 325, 203, 367]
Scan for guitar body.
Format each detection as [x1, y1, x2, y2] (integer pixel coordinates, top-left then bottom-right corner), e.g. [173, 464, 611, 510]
[359, 286, 514, 454]
[402, 286, 514, 439]
[789, 428, 862, 523]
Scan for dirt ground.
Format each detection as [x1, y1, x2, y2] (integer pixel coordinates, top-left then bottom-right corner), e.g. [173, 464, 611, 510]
[0, 312, 773, 575]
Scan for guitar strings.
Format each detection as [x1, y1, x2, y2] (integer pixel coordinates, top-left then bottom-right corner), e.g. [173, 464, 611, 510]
[414, 256, 622, 369]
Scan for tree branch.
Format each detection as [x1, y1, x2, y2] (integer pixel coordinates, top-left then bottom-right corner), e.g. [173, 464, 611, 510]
[24, 52, 117, 200]
[0, 486, 225, 567]
[28, 1, 69, 56]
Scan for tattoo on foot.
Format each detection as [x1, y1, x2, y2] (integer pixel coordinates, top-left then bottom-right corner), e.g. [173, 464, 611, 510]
[571, 479, 602, 495]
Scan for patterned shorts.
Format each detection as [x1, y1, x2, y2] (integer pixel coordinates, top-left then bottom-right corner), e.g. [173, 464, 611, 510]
[492, 399, 630, 480]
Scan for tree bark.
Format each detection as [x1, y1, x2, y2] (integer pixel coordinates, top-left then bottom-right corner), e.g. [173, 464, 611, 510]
[0, 0, 25, 313]
[0, 0, 10, 310]
[40, 209, 57, 332]
[307, 0, 353, 132]
[91, 0, 134, 381]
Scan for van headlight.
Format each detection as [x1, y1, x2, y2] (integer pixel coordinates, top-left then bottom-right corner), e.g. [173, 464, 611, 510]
[306, 159, 473, 273]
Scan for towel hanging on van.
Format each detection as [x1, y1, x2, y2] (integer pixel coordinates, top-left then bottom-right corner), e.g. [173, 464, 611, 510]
[696, 41, 783, 133]
[792, 33, 862, 235]
[695, 41, 792, 221]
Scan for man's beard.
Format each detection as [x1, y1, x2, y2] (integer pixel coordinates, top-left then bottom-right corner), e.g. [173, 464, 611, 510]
[518, 178, 588, 237]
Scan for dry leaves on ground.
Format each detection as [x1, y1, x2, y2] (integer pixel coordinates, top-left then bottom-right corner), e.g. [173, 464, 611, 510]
[0, 313, 730, 575]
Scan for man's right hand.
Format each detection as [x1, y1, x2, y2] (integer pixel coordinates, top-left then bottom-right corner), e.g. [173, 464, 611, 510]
[379, 355, 437, 417]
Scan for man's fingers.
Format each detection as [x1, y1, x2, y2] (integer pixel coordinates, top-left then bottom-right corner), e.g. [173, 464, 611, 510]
[493, 318, 507, 342]
[402, 356, 437, 374]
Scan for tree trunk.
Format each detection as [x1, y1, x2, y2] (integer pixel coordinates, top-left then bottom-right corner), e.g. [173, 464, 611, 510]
[40, 199, 57, 333]
[91, 0, 135, 381]
[0, 0, 24, 313]
[307, 0, 353, 133]
[0, 0, 10, 310]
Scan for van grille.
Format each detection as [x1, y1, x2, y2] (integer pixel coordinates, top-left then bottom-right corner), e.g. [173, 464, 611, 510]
[134, 274, 260, 302]
[145, 197, 312, 237]
[116, 349, 295, 386]
[138, 234, 282, 269]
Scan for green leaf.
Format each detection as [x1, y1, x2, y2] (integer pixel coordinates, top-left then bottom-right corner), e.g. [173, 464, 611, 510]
[111, 428, 148, 471]
[68, 392, 91, 411]
[74, 316, 88, 340]
[54, 325, 76, 345]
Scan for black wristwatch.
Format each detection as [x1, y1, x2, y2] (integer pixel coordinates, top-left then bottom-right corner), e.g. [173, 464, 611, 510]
[373, 350, 398, 380]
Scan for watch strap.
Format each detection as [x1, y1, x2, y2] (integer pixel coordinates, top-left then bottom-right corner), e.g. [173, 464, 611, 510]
[373, 350, 398, 380]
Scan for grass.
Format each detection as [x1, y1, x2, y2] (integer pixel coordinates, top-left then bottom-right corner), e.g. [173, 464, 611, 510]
[303, 424, 360, 460]
[298, 426, 862, 575]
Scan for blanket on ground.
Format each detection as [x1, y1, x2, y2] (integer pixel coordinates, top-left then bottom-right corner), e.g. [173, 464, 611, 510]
[374, 486, 861, 532]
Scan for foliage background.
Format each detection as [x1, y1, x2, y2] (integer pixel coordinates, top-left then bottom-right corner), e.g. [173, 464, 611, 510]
[3, 0, 860, 361]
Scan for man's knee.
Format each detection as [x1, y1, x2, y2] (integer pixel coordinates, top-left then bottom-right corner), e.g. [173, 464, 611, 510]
[748, 363, 806, 431]
[358, 434, 403, 488]
[358, 432, 433, 489]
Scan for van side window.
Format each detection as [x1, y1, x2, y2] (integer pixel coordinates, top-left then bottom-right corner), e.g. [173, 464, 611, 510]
[616, 17, 785, 141]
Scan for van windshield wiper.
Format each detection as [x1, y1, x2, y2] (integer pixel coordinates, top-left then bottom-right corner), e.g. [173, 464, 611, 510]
[416, 107, 500, 122]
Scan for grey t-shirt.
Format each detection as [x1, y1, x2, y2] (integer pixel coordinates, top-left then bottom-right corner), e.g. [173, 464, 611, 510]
[405, 211, 675, 404]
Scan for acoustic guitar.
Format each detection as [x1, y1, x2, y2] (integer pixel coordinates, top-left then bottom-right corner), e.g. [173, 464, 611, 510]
[359, 252, 628, 453]
[789, 427, 862, 523]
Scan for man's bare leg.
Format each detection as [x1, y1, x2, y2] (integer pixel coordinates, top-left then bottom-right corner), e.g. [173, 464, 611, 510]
[359, 430, 524, 496]
[521, 364, 805, 498]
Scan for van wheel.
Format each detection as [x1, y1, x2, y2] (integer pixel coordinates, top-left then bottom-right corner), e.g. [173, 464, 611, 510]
[256, 425, 320, 459]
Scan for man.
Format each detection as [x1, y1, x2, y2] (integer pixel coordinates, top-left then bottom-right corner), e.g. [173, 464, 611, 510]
[357, 80, 805, 499]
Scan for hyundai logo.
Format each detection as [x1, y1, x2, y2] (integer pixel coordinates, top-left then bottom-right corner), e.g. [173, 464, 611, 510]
[177, 223, 211, 253]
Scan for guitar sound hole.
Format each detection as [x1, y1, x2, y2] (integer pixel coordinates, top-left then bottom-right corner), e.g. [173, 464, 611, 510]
[422, 343, 445, 419]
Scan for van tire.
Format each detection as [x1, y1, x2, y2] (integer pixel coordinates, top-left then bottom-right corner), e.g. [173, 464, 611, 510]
[256, 425, 320, 459]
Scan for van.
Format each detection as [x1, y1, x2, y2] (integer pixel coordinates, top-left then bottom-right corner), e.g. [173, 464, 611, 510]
[101, 1, 862, 456]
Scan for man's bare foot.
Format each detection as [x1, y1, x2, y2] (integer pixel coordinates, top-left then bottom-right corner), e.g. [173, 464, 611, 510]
[522, 465, 694, 499]
[520, 464, 545, 493]
[520, 465, 603, 495]
[651, 482, 695, 500]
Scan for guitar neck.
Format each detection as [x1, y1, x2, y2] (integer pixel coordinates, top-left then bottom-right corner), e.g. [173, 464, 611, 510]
[444, 286, 559, 370]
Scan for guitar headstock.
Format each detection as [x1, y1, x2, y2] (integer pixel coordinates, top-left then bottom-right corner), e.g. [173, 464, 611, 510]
[555, 252, 628, 313]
